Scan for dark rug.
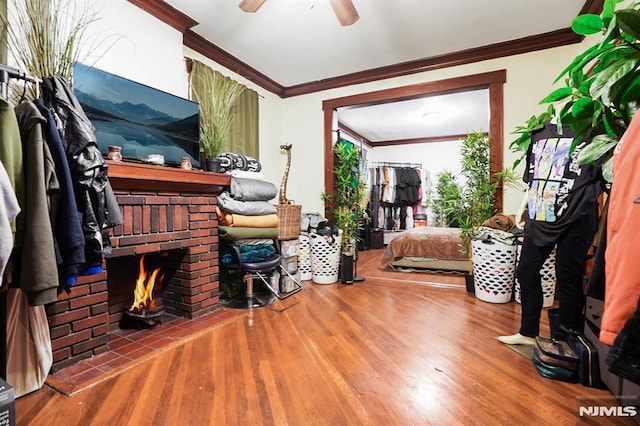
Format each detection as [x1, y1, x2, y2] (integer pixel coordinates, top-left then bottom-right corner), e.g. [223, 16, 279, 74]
[495, 337, 534, 360]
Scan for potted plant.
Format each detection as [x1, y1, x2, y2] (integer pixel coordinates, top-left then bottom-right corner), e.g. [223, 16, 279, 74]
[455, 131, 497, 259]
[322, 139, 367, 284]
[189, 60, 245, 172]
[431, 169, 463, 227]
[510, 0, 640, 180]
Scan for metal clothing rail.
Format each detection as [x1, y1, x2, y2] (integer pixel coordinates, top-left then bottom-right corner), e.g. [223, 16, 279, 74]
[370, 161, 422, 168]
[0, 63, 42, 99]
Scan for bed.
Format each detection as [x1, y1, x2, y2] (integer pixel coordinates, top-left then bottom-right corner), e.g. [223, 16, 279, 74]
[380, 226, 470, 273]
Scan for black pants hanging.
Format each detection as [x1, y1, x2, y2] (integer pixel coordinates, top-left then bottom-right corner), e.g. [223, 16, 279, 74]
[517, 213, 597, 337]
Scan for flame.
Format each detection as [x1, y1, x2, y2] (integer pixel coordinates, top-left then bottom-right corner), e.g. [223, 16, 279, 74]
[129, 254, 164, 314]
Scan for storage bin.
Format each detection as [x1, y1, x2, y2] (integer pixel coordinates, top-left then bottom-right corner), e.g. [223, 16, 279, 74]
[514, 246, 556, 308]
[279, 239, 299, 258]
[472, 237, 517, 303]
[309, 230, 342, 284]
[298, 235, 312, 280]
[281, 256, 298, 275]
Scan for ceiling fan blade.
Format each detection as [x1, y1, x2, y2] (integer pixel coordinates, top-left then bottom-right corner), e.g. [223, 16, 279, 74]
[239, 0, 266, 13]
[328, 0, 359, 26]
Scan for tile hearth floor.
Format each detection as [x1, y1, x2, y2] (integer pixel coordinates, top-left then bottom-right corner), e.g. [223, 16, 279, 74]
[46, 308, 244, 396]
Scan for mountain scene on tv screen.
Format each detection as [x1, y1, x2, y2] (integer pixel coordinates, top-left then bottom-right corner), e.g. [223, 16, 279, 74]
[73, 88, 200, 165]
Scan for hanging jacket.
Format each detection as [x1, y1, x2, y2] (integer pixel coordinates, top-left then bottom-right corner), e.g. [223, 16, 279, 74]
[42, 76, 123, 274]
[34, 99, 86, 289]
[14, 102, 60, 305]
[602, 110, 640, 346]
[0, 98, 24, 235]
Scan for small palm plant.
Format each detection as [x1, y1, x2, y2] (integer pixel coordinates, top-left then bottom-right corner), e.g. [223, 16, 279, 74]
[189, 60, 245, 160]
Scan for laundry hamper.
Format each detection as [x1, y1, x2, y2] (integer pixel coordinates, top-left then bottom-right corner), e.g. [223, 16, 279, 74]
[471, 237, 517, 303]
[309, 230, 342, 284]
[298, 234, 312, 280]
[514, 246, 556, 308]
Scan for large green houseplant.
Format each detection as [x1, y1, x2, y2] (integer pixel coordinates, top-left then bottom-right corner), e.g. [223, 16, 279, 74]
[453, 131, 498, 265]
[511, 0, 640, 180]
[322, 139, 367, 283]
[189, 60, 245, 171]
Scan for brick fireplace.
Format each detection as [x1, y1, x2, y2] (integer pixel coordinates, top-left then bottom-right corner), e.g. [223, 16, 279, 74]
[45, 161, 230, 371]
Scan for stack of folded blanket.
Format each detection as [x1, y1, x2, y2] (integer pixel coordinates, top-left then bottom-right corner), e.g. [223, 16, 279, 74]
[218, 170, 280, 266]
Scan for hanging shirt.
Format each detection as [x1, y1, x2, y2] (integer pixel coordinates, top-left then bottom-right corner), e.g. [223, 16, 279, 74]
[0, 161, 20, 286]
[523, 122, 604, 246]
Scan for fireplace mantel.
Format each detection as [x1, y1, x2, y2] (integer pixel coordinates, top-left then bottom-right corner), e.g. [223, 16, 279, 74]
[107, 160, 230, 193]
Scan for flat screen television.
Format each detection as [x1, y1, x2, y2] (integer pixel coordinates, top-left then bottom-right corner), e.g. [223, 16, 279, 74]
[72, 62, 201, 167]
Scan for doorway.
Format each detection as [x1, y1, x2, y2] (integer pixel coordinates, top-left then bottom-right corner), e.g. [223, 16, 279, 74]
[322, 69, 506, 213]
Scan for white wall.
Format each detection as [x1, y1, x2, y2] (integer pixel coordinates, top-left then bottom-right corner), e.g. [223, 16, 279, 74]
[8, 0, 595, 215]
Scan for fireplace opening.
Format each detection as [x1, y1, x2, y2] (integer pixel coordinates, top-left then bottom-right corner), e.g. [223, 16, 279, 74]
[107, 251, 181, 332]
[119, 253, 166, 329]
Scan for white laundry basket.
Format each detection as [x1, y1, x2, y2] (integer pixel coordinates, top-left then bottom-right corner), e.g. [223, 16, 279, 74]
[309, 230, 342, 284]
[472, 238, 517, 303]
[298, 234, 312, 281]
[514, 246, 557, 308]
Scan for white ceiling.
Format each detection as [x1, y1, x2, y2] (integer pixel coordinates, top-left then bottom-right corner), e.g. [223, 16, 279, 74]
[164, 0, 587, 141]
[337, 89, 490, 143]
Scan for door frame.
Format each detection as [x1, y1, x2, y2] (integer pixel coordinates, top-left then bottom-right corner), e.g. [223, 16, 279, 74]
[322, 69, 507, 215]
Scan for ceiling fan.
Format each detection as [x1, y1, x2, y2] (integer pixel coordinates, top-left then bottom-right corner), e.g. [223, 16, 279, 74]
[239, 0, 359, 26]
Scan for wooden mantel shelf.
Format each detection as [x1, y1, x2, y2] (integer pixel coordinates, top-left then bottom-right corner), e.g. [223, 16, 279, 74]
[107, 160, 230, 194]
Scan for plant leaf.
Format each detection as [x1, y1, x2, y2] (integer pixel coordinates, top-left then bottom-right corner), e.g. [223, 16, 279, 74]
[571, 97, 596, 119]
[554, 44, 607, 83]
[572, 14, 604, 35]
[590, 58, 639, 102]
[577, 134, 618, 163]
[540, 87, 573, 104]
[620, 74, 640, 104]
[602, 155, 614, 183]
[616, 9, 640, 40]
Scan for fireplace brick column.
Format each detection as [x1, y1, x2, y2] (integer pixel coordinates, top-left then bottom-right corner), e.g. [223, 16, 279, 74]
[46, 162, 230, 371]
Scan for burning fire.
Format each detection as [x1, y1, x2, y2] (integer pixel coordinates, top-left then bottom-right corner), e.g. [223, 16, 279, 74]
[129, 254, 164, 314]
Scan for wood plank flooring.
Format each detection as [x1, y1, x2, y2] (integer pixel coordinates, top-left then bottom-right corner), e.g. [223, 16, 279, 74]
[14, 249, 635, 425]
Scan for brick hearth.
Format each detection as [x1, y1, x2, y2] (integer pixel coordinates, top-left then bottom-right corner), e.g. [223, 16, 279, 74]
[46, 162, 230, 371]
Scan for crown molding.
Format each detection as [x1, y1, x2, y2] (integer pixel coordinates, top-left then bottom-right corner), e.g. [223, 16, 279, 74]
[127, 0, 197, 33]
[286, 28, 582, 98]
[130, 0, 602, 98]
[182, 31, 285, 96]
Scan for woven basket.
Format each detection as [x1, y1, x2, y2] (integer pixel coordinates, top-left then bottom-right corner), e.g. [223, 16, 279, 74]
[275, 204, 302, 240]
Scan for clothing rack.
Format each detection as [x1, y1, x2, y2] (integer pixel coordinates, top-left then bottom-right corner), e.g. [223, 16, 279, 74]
[0, 63, 40, 380]
[370, 161, 422, 168]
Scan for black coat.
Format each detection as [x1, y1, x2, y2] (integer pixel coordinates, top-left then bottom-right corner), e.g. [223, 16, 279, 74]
[42, 76, 123, 273]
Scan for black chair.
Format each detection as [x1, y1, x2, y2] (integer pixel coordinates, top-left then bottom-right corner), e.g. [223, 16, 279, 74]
[220, 240, 302, 309]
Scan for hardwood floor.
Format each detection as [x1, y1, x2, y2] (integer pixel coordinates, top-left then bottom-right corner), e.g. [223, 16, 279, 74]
[14, 249, 634, 425]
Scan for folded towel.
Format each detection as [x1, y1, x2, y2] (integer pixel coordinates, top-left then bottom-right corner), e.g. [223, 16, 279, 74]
[216, 207, 279, 228]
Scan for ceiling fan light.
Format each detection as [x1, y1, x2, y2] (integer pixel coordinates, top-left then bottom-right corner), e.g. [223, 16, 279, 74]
[329, 0, 359, 26]
[239, 0, 266, 13]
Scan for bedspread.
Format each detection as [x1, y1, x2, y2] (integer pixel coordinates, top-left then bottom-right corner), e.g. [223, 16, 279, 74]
[381, 226, 468, 265]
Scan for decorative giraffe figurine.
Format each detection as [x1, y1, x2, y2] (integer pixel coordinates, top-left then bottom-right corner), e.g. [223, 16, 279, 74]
[279, 144, 295, 205]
